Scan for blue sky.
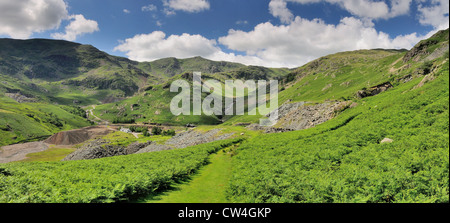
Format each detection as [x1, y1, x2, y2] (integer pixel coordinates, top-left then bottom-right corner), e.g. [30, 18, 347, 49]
[0, 0, 448, 68]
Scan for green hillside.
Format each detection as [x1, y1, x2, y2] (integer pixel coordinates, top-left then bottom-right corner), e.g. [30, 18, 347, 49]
[0, 95, 92, 146]
[0, 39, 289, 106]
[0, 39, 289, 145]
[0, 29, 448, 203]
[92, 84, 222, 125]
[228, 61, 449, 203]
[224, 29, 449, 202]
[227, 30, 449, 125]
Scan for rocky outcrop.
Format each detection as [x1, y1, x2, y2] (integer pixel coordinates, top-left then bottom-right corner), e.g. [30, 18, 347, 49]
[137, 129, 235, 154]
[62, 139, 126, 161]
[414, 74, 436, 89]
[125, 141, 152, 154]
[356, 82, 393, 99]
[5, 93, 37, 103]
[248, 100, 353, 133]
[425, 43, 449, 61]
[165, 129, 234, 149]
[62, 139, 152, 161]
[403, 40, 436, 63]
[135, 143, 173, 154]
[380, 138, 394, 144]
[278, 101, 351, 130]
[403, 29, 448, 63]
[63, 129, 236, 160]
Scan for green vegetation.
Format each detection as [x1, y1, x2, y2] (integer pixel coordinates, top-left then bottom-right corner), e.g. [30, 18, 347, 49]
[0, 96, 91, 146]
[0, 138, 243, 203]
[0, 39, 288, 107]
[93, 85, 222, 125]
[128, 126, 148, 133]
[151, 126, 163, 135]
[226, 63, 449, 203]
[22, 147, 76, 162]
[0, 29, 448, 204]
[112, 117, 135, 124]
[148, 127, 176, 136]
[146, 147, 235, 203]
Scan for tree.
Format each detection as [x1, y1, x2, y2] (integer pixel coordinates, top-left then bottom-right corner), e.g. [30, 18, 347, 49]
[142, 129, 150, 137]
[152, 127, 162, 135]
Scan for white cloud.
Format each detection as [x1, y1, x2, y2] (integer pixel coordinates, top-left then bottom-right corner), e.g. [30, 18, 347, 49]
[51, 14, 99, 41]
[0, 0, 68, 39]
[123, 9, 131, 14]
[219, 16, 427, 68]
[114, 15, 428, 69]
[142, 4, 157, 12]
[163, 0, 210, 13]
[269, 0, 294, 24]
[270, 0, 413, 23]
[113, 31, 268, 67]
[417, 0, 449, 30]
[114, 32, 220, 61]
[163, 7, 177, 16]
[114, 0, 444, 68]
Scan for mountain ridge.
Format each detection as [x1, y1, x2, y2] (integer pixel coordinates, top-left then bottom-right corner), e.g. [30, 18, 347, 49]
[0, 28, 448, 146]
[0, 38, 290, 105]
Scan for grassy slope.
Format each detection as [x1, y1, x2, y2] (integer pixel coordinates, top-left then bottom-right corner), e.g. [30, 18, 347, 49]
[0, 96, 92, 146]
[279, 49, 405, 103]
[0, 38, 289, 106]
[93, 85, 222, 125]
[227, 59, 449, 203]
[224, 49, 407, 125]
[21, 147, 76, 162]
[0, 138, 243, 203]
[0, 30, 447, 203]
[0, 39, 289, 145]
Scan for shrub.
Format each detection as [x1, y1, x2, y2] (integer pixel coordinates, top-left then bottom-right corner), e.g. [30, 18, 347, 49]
[162, 129, 176, 136]
[142, 129, 150, 137]
[151, 127, 162, 135]
[112, 117, 135, 124]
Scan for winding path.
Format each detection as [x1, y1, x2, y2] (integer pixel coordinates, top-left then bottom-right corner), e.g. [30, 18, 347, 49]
[87, 105, 110, 125]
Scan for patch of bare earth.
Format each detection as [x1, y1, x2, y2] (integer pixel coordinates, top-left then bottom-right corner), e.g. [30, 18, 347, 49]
[0, 126, 115, 163]
[0, 141, 49, 163]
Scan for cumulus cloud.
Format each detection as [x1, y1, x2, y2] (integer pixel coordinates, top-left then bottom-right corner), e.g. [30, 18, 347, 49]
[269, 0, 294, 24]
[51, 14, 99, 41]
[114, 0, 445, 68]
[417, 0, 449, 30]
[270, 0, 413, 23]
[163, 0, 210, 13]
[113, 31, 267, 67]
[0, 0, 68, 39]
[114, 14, 428, 69]
[114, 32, 220, 61]
[218, 16, 427, 67]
